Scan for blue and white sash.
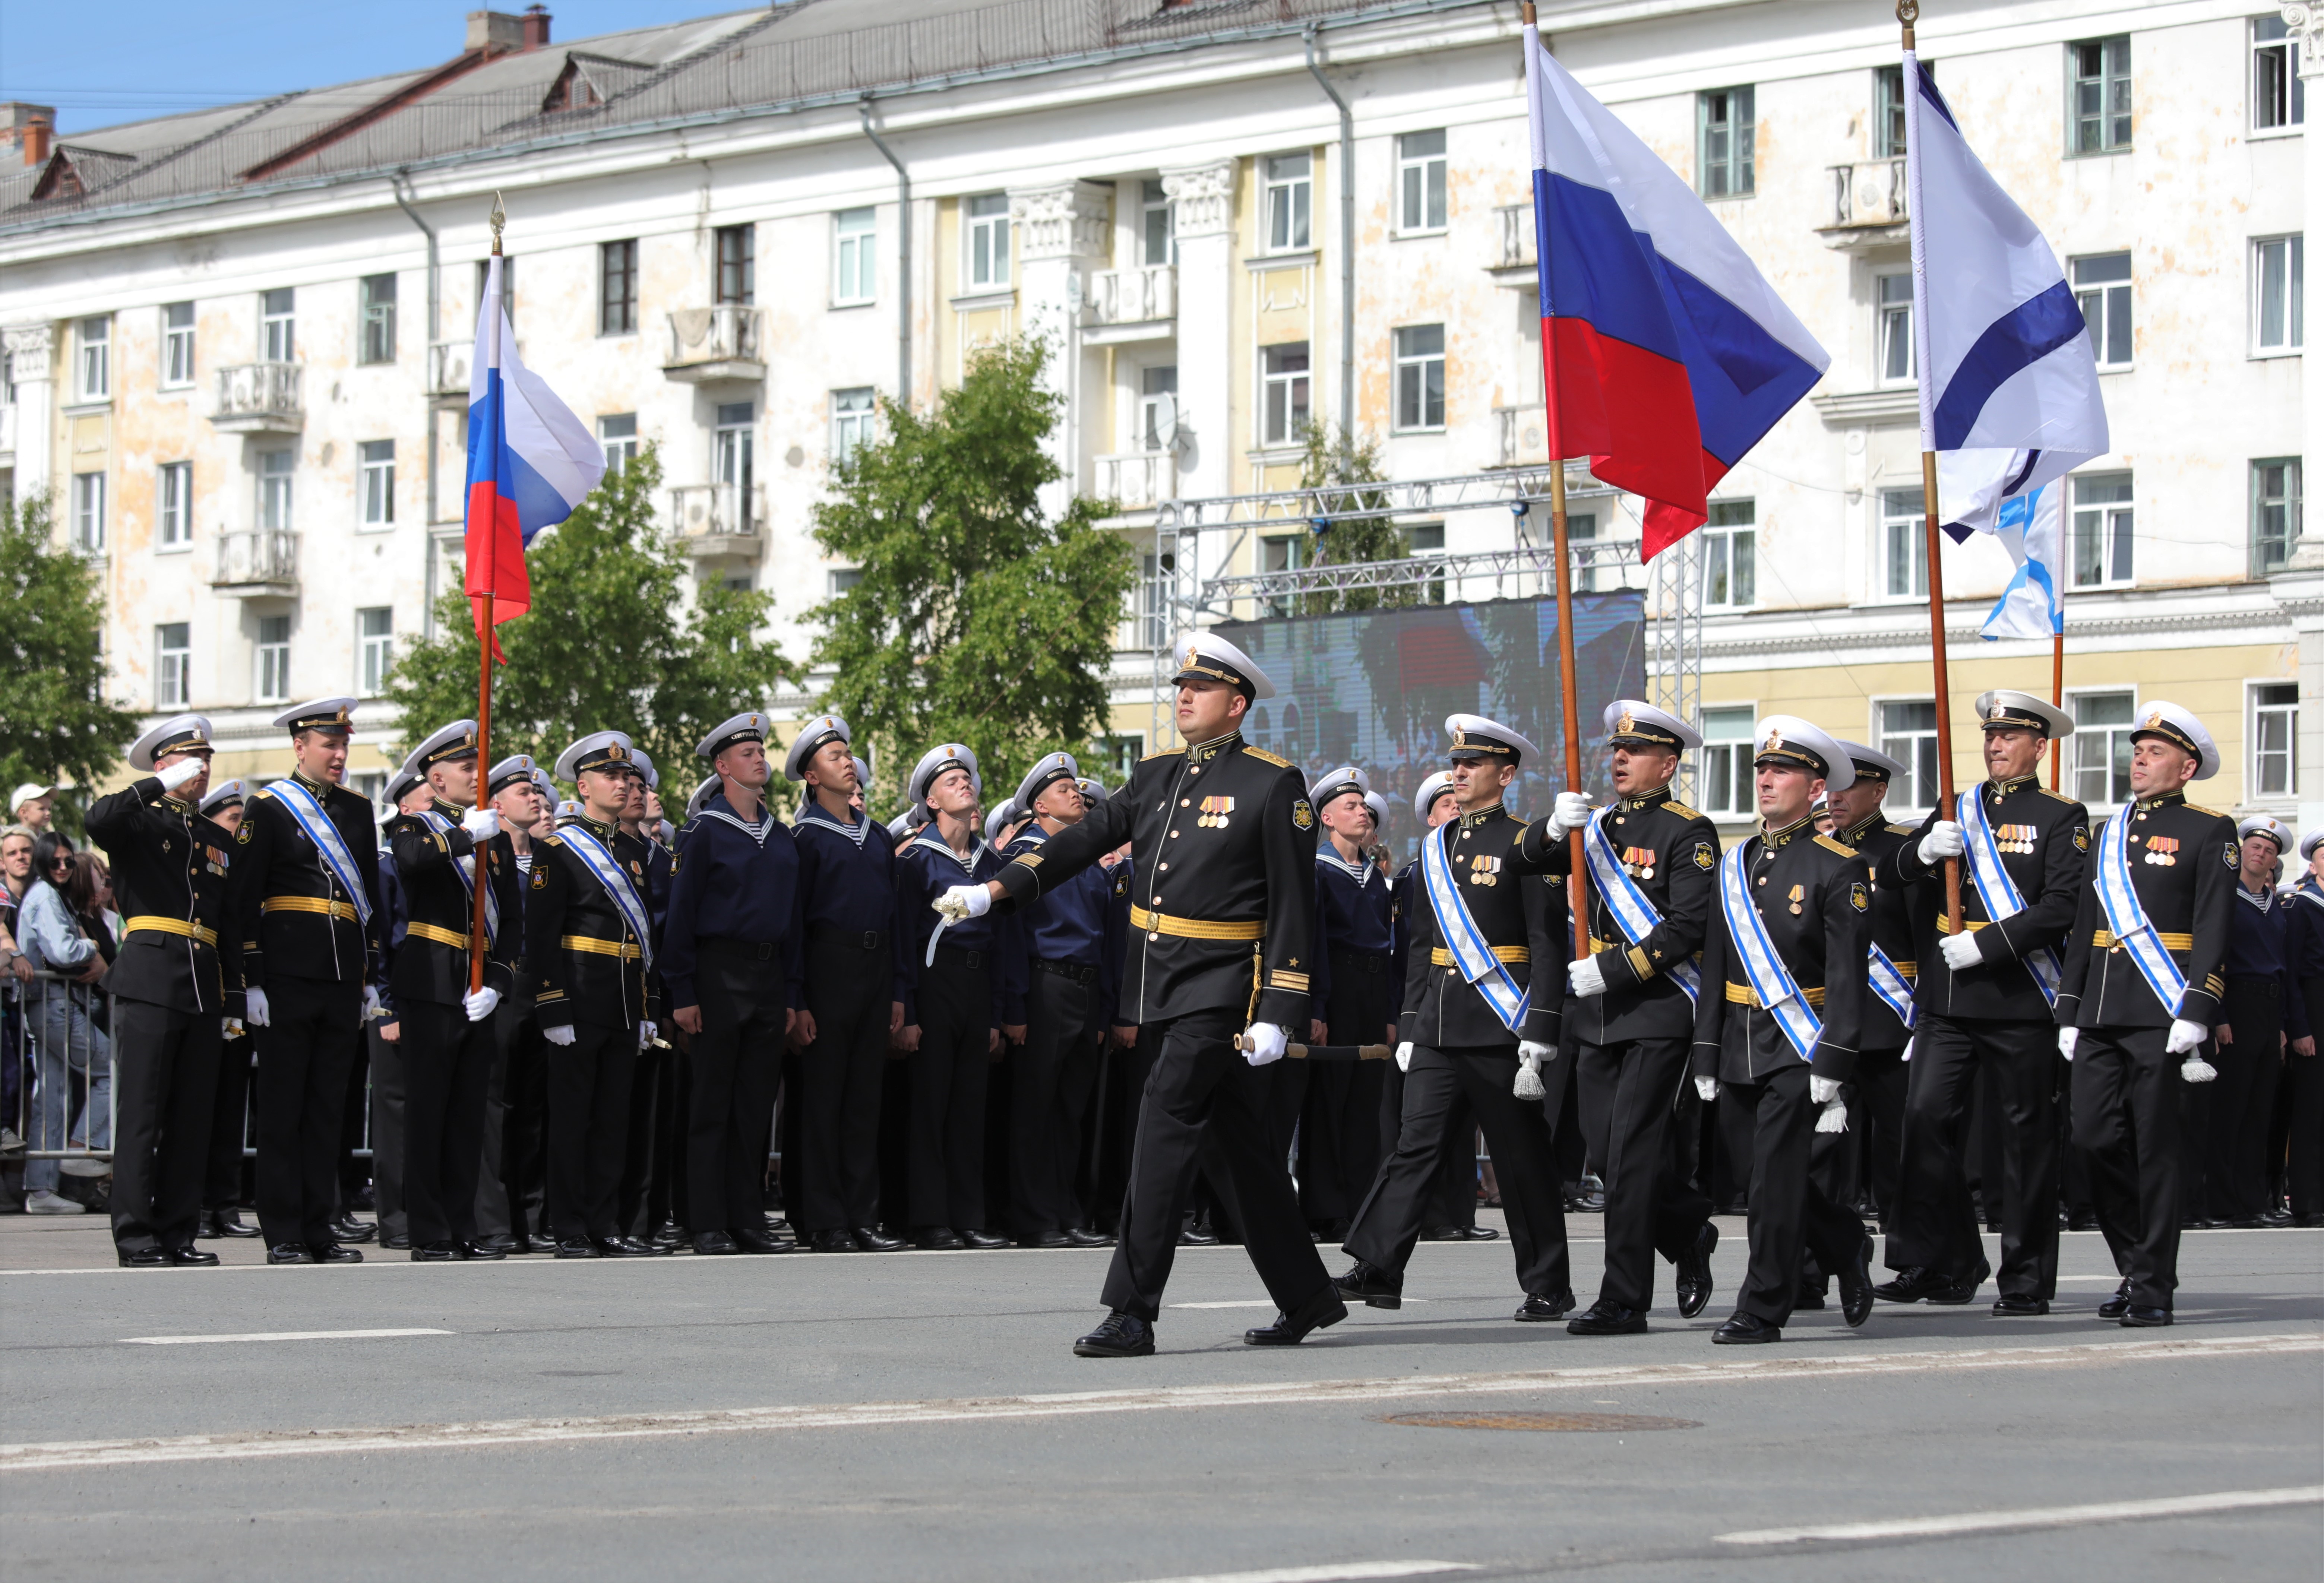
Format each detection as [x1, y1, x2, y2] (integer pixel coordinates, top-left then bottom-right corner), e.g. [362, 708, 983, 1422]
[1717, 841, 1821, 1059]
[559, 823, 654, 971]
[1868, 944, 1917, 1030]
[2093, 805, 2188, 1017]
[418, 809, 497, 947]
[270, 778, 372, 927]
[1420, 822, 1530, 1033]
[1956, 787, 2061, 1006]
[1580, 813, 1702, 1004]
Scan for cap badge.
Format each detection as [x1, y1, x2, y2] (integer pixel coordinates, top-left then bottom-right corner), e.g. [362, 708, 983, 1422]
[1761, 729, 1783, 754]
[1616, 711, 1636, 735]
[2143, 711, 2163, 730]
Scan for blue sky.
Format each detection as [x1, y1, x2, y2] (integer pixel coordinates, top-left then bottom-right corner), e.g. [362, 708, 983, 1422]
[0, 1, 761, 133]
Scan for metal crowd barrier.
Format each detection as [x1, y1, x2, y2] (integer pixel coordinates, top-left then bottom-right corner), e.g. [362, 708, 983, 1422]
[6, 970, 117, 1167]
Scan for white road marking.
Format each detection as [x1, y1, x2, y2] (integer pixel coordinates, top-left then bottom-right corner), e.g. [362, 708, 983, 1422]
[1170, 1300, 1429, 1309]
[2, 1332, 2308, 1474]
[1716, 1484, 2324, 1546]
[1130, 1563, 1479, 1583]
[121, 1329, 453, 1346]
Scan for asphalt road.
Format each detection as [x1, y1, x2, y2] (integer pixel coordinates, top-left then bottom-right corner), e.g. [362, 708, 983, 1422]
[2, 1213, 2318, 1582]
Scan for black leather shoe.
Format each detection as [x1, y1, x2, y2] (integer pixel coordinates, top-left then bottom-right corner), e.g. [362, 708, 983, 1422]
[598, 1235, 660, 1257]
[1332, 1260, 1404, 1310]
[914, 1225, 962, 1250]
[167, 1245, 220, 1266]
[2097, 1282, 2132, 1320]
[117, 1246, 172, 1267]
[1675, 1222, 1719, 1318]
[312, 1242, 363, 1263]
[411, 1242, 462, 1261]
[328, 1215, 377, 1244]
[1178, 1221, 1220, 1246]
[2064, 1210, 2098, 1231]
[852, 1226, 905, 1252]
[1243, 1284, 1348, 1346]
[1713, 1312, 1781, 1345]
[1021, 1232, 1071, 1248]
[1454, 1224, 1501, 1241]
[1992, 1293, 2049, 1316]
[809, 1228, 854, 1252]
[1064, 1226, 1114, 1247]
[693, 1231, 739, 1255]
[381, 1232, 411, 1250]
[1794, 1283, 1828, 1310]
[195, 1211, 223, 1240]
[554, 1238, 600, 1258]
[1516, 1289, 1576, 1322]
[459, 1239, 508, 1261]
[2119, 1304, 2173, 1327]
[1930, 1260, 1991, 1305]
[472, 1233, 521, 1257]
[215, 1208, 262, 1239]
[1838, 1235, 1875, 1328]
[731, 1227, 793, 1255]
[1074, 1310, 1155, 1358]
[2294, 1213, 2324, 1229]
[1873, 1265, 1953, 1303]
[1567, 1300, 1648, 1336]
[266, 1243, 315, 1265]
[1419, 1224, 1461, 1242]
[960, 1228, 1010, 1249]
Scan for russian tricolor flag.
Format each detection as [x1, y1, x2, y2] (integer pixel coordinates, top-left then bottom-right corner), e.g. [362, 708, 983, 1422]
[1524, 26, 1827, 558]
[465, 256, 605, 649]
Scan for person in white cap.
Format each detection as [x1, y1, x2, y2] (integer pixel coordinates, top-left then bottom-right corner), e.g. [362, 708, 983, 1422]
[186, 775, 258, 1241]
[1876, 688, 2086, 1316]
[476, 753, 553, 1252]
[229, 697, 383, 1266]
[1296, 764, 1393, 1240]
[1688, 718, 1876, 1342]
[937, 631, 1342, 1356]
[607, 747, 684, 1251]
[2206, 814, 2311, 1230]
[983, 798, 1024, 849]
[2286, 826, 2324, 1228]
[10, 782, 57, 835]
[2055, 701, 2237, 1324]
[1379, 769, 1478, 1235]
[1517, 698, 1721, 1335]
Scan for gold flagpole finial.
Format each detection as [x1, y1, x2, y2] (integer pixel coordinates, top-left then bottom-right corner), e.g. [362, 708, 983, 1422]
[489, 191, 506, 257]
[1897, 0, 1917, 50]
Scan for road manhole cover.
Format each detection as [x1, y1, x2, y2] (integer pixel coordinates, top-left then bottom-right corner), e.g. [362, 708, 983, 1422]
[1377, 1411, 1700, 1432]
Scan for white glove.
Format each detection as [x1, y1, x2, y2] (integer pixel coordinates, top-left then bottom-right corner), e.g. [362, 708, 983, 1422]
[1568, 954, 1607, 998]
[243, 985, 271, 1028]
[156, 757, 205, 792]
[543, 1024, 576, 1047]
[1939, 931, 1983, 971]
[1815, 1099, 1850, 1134]
[1547, 791, 1595, 838]
[1900, 1036, 1914, 1064]
[1514, 1042, 1554, 1101]
[462, 985, 501, 1023]
[362, 985, 384, 1021]
[1809, 1075, 1842, 1105]
[638, 1019, 657, 1050]
[1394, 1041, 1414, 1073]
[1919, 820, 1966, 864]
[2058, 1028, 2079, 1062]
[2181, 1056, 2217, 1083]
[934, 884, 992, 923]
[1239, 1022, 1287, 1066]
[1694, 1076, 1720, 1103]
[2165, 1018, 2207, 1057]
[461, 806, 501, 840]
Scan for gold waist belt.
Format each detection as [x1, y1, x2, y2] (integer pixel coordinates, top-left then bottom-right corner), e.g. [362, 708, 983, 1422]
[1724, 981, 1827, 1007]
[561, 934, 641, 960]
[262, 896, 358, 922]
[123, 915, 218, 947]
[2093, 928, 2194, 951]
[1129, 906, 1264, 943]
[405, 921, 487, 951]
[1432, 945, 1531, 966]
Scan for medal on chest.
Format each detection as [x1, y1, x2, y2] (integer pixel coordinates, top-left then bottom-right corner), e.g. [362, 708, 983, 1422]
[1197, 795, 1235, 830]
[2140, 834, 2179, 867]
[1621, 845, 1657, 880]
[1468, 853, 1501, 887]
[1996, 823, 2038, 855]
[1787, 883, 1804, 916]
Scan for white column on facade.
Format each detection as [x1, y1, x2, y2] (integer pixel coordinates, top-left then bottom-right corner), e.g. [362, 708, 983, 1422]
[3, 321, 56, 508]
[1009, 179, 1111, 519]
[2279, 3, 2323, 826]
[1160, 160, 1236, 510]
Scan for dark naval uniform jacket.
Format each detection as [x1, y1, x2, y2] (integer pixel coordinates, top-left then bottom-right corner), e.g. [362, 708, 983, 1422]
[1398, 802, 1565, 1052]
[383, 799, 523, 1008]
[1519, 783, 1720, 1046]
[993, 731, 1316, 1029]
[523, 814, 658, 1030]
[1005, 823, 1130, 1025]
[2055, 791, 2236, 1032]
[229, 769, 382, 992]
[1691, 817, 1871, 1083]
[1890, 774, 2086, 1022]
[1830, 809, 1921, 1053]
[85, 776, 245, 1016]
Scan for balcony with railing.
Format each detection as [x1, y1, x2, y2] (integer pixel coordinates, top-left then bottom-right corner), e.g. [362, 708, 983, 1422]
[1493, 203, 1536, 279]
[668, 482, 766, 560]
[1493, 404, 1548, 468]
[427, 339, 521, 397]
[0, 401, 16, 460]
[1096, 451, 1176, 510]
[664, 307, 766, 382]
[1085, 265, 1176, 342]
[211, 529, 298, 595]
[1819, 158, 1909, 247]
[210, 362, 303, 434]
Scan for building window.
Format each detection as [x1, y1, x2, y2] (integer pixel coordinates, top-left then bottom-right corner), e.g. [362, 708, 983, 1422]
[1881, 486, 1928, 598]
[158, 461, 193, 550]
[261, 287, 295, 362]
[156, 623, 191, 709]
[1876, 270, 1916, 384]
[2255, 16, 2305, 132]
[1141, 179, 1173, 266]
[1874, 63, 1923, 158]
[258, 450, 294, 534]
[600, 239, 639, 334]
[715, 401, 754, 530]
[1407, 522, 1448, 604]
[358, 273, 397, 365]
[2072, 253, 2132, 367]
[828, 567, 864, 597]
[1397, 130, 1448, 233]
[162, 302, 195, 388]
[1698, 705, 1757, 818]
[358, 440, 394, 528]
[1259, 342, 1311, 446]
[1697, 86, 1755, 198]
[1702, 500, 1756, 609]
[2254, 234, 2305, 354]
[599, 414, 637, 476]
[1140, 365, 1178, 451]
[1261, 532, 1310, 619]
[1392, 324, 1446, 432]
[965, 194, 1011, 289]
[1138, 551, 1173, 644]
[2252, 682, 2299, 798]
[832, 387, 876, 464]
[357, 607, 393, 697]
[1878, 699, 1942, 811]
[476, 257, 514, 329]
[1263, 152, 1312, 251]
[834, 207, 876, 304]
[2071, 690, 2136, 808]
[71, 472, 105, 552]
[714, 224, 755, 307]
[255, 615, 291, 705]
[76, 316, 109, 401]
[2253, 458, 2302, 575]
[2071, 35, 2132, 154]
[2070, 471, 2133, 587]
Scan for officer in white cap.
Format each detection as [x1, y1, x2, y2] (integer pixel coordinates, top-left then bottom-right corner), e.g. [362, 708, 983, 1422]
[1877, 689, 2086, 1315]
[471, 752, 551, 1251]
[1517, 698, 1721, 1333]
[2208, 813, 2311, 1231]
[604, 743, 681, 1251]
[2287, 824, 2324, 1228]
[939, 631, 1340, 1356]
[1294, 765, 1391, 1238]
[1689, 718, 1876, 1342]
[198, 779, 250, 838]
[1381, 769, 1471, 1232]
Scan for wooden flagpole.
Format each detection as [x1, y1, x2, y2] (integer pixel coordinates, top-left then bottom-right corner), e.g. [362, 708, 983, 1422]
[467, 195, 505, 996]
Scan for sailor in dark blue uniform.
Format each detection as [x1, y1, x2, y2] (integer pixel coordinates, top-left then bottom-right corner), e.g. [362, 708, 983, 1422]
[1302, 764, 1396, 1237]
[2207, 814, 2310, 1226]
[2286, 827, 2324, 1227]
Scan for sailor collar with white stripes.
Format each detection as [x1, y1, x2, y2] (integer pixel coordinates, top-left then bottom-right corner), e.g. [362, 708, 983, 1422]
[1316, 843, 1376, 886]
[910, 827, 989, 876]
[796, 799, 872, 848]
[694, 792, 775, 849]
[2236, 880, 2275, 913]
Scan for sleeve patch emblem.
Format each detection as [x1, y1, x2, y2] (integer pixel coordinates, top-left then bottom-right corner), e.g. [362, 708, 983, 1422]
[1849, 881, 1870, 913]
[2225, 841, 2239, 870]
[531, 869, 548, 890]
[236, 823, 252, 844]
[1290, 798, 1313, 832]
[1692, 841, 1716, 871]
[2072, 824, 2090, 852]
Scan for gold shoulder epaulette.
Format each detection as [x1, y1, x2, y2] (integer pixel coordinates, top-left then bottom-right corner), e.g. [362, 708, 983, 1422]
[1663, 800, 1705, 821]
[543, 834, 565, 848]
[1885, 823, 1917, 837]
[252, 787, 275, 801]
[2185, 802, 2225, 819]
[1814, 834, 1856, 858]
[1241, 745, 1291, 768]
[2036, 786, 2080, 805]
[1140, 747, 1177, 761]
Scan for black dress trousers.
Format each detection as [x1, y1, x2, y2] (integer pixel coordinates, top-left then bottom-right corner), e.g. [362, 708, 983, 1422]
[493, 991, 550, 1242]
[1887, 1012, 2059, 1300]
[109, 999, 221, 1254]
[367, 1019, 407, 1242]
[2291, 978, 2324, 1218]
[1011, 964, 1102, 1238]
[1724, 1064, 1867, 1327]
[798, 934, 892, 1233]
[686, 938, 787, 1238]
[252, 974, 363, 1248]
[2210, 975, 2284, 1222]
[1574, 1036, 1711, 1312]
[399, 1001, 495, 1247]
[546, 1022, 638, 1242]
[2071, 1023, 2184, 1309]
[202, 1032, 255, 1212]
[1301, 949, 1392, 1226]
[908, 954, 995, 1230]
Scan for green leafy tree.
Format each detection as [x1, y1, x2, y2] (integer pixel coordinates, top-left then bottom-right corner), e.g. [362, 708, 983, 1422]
[385, 447, 794, 783]
[1297, 422, 1413, 615]
[809, 337, 1136, 817]
[0, 497, 139, 832]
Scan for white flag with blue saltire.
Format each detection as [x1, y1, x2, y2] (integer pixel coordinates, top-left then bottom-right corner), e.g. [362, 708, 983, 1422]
[1904, 52, 2108, 536]
[1980, 482, 2064, 641]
